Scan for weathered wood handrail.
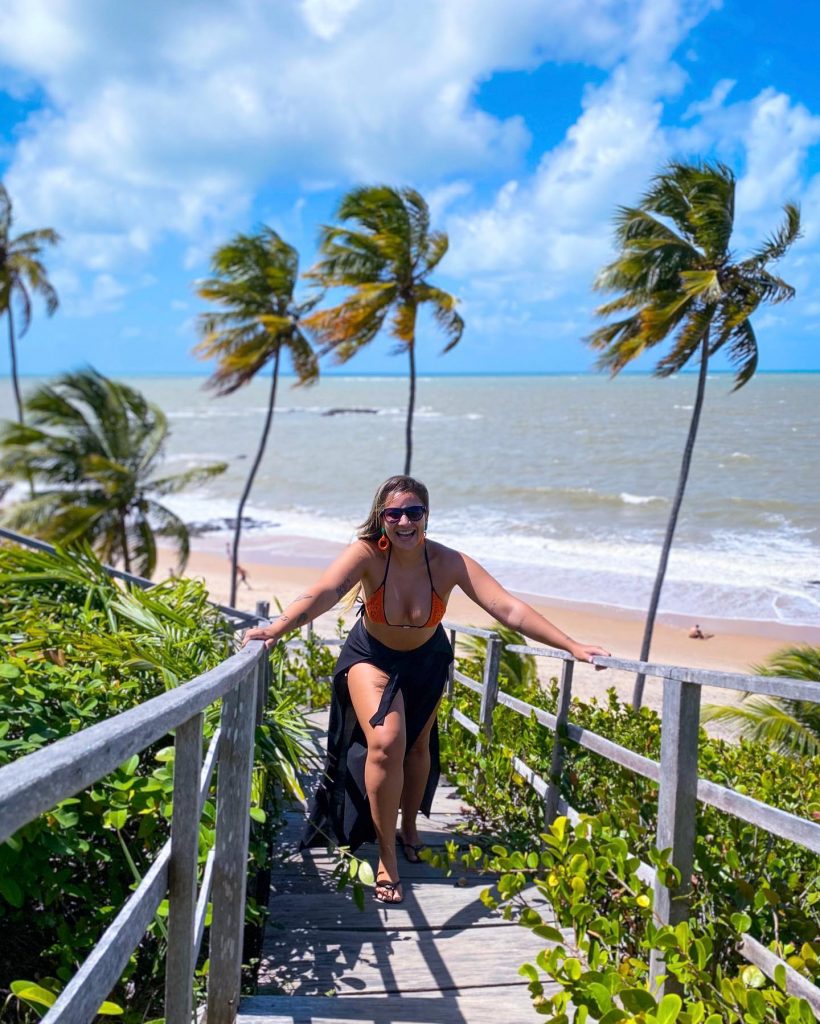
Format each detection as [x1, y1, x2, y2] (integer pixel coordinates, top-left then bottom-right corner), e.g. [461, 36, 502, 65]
[0, 638, 269, 1024]
[445, 628, 820, 1011]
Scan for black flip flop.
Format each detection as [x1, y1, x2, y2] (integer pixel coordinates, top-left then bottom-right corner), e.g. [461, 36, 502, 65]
[374, 876, 403, 904]
[397, 833, 426, 864]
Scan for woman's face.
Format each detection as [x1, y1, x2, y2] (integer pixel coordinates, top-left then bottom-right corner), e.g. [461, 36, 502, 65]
[381, 490, 427, 550]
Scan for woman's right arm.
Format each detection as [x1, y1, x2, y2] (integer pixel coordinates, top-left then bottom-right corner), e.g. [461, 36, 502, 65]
[241, 541, 372, 649]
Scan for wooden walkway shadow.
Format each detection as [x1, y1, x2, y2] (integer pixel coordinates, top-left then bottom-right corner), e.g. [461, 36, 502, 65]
[238, 714, 564, 1023]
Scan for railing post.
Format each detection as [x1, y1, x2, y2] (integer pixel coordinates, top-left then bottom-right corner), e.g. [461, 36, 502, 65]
[254, 600, 270, 619]
[165, 712, 204, 1024]
[206, 657, 260, 1024]
[650, 677, 701, 994]
[474, 635, 501, 789]
[544, 658, 574, 825]
[445, 628, 457, 700]
[304, 622, 314, 710]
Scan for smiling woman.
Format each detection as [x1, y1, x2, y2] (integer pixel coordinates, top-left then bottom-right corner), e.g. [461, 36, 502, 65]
[242, 474, 609, 904]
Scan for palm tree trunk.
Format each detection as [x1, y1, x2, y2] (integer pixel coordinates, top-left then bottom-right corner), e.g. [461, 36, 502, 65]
[632, 330, 711, 709]
[119, 511, 132, 574]
[8, 307, 24, 425]
[404, 340, 416, 476]
[230, 349, 280, 606]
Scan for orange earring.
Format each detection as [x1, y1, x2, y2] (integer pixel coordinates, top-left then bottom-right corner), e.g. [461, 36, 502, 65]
[377, 528, 390, 552]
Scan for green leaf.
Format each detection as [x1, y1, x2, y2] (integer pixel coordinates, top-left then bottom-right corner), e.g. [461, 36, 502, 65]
[657, 993, 682, 1024]
[97, 1000, 124, 1015]
[730, 911, 752, 933]
[0, 663, 21, 678]
[0, 876, 24, 907]
[620, 988, 656, 1013]
[532, 924, 565, 943]
[249, 807, 266, 823]
[741, 965, 766, 989]
[11, 981, 57, 1008]
[357, 860, 375, 885]
[519, 962, 539, 983]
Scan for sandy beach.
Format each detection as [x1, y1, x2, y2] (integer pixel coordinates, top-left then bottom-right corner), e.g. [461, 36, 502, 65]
[157, 536, 820, 720]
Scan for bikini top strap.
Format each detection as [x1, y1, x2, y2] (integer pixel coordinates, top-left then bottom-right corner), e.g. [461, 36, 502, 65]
[379, 543, 393, 589]
[423, 542, 434, 589]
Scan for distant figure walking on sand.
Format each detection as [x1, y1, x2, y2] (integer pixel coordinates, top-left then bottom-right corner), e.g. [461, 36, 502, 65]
[242, 475, 610, 905]
[225, 543, 252, 590]
[688, 623, 713, 640]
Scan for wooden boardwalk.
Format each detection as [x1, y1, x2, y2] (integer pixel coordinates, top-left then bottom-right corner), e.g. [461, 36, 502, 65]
[238, 715, 563, 1023]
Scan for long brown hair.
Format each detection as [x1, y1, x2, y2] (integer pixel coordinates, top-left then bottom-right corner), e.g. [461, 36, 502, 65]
[357, 475, 430, 541]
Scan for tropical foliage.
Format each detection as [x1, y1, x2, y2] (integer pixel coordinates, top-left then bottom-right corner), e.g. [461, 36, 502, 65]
[305, 185, 463, 474]
[195, 227, 319, 605]
[0, 542, 317, 1017]
[588, 161, 800, 707]
[703, 645, 820, 757]
[0, 183, 60, 425]
[0, 369, 225, 577]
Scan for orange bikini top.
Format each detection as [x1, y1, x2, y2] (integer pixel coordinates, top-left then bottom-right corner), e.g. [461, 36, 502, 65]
[364, 543, 446, 629]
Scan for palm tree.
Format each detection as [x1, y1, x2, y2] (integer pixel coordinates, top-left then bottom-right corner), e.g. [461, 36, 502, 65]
[588, 161, 800, 709]
[0, 183, 60, 424]
[194, 227, 319, 606]
[702, 646, 820, 757]
[305, 186, 464, 474]
[0, 369, 226, 577]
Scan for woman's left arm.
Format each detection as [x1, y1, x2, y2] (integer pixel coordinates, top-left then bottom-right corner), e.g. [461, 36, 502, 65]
[454, 552, 610, 666]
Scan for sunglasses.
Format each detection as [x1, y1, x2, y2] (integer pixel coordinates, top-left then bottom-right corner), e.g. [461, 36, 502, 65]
[382, 505, 427, 523]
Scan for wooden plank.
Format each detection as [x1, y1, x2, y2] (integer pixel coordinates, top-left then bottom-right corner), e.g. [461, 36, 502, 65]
[505, 642, 574, 662]
[496, 690, 557, 730]
[477, 637, 501, 746]
[43, 844, 170, 1024]
[442, 620, 498, 639]
[207, 670, 259, 1024]
[564, 722, 661, 782]
[545, 659, 573, 823]
[238, 989, 557, 1023]
[266, 881, 550, 932]
[0, 642, 266, 843]
[257, 921, 567, 996]
[165, 712, 203, 1024]
[697, 778, 820, 855]
[650, 680, 701, 992]
[739, 934, 820, 1017]
[452, 669, 483, 695]
[511, 756, 548, 799]
[450, 709, 478, 736]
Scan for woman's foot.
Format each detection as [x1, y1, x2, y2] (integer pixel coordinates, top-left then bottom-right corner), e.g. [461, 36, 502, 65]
[374, 873, 403, 903]
[397, 831, 425, 864]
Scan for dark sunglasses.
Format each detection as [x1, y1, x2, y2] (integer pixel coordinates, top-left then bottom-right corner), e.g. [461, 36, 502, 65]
[382, 505, 426, 523]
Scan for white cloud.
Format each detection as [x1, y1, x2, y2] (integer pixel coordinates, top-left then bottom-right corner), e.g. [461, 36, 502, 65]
[0, 0, 698, 270]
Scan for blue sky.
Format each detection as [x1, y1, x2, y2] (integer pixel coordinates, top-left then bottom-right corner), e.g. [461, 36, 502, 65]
[1, 0, 820, 380]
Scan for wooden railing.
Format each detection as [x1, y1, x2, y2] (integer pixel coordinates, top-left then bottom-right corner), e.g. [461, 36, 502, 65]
[0, 527, 271, 1024]
[1, 526, 818, 1017]
[438, 621, 820, 1012]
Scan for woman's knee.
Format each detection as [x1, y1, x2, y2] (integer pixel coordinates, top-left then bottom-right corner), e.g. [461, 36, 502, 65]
[368, 725, 406, 768]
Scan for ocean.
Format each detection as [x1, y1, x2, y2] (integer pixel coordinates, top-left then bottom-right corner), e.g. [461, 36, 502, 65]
[4, 373, 820, 630]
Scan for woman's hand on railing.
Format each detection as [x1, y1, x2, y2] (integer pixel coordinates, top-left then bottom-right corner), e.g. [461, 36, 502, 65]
[241, 627, 278, 650]
[569, 642, 610, 670]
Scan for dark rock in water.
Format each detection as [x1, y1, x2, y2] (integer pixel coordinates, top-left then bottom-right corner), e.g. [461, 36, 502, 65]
[187, 516, 277, 535]
[322, 407, 379, 416]
[808, 580, 820, 586]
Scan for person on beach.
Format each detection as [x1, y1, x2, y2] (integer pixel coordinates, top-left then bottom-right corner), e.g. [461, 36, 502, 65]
[688, 623, 714, 640]
[242, 475, 609, 904]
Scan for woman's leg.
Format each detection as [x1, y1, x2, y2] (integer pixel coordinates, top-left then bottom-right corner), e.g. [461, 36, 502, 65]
[399, 698, 441, 852]
[346, 663, 406, 901]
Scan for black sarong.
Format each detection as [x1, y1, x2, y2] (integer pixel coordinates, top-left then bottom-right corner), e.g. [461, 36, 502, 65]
[300, 618, 453, 852]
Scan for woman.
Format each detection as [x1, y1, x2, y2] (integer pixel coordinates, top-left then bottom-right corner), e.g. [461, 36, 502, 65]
[242, 475, 609, 904]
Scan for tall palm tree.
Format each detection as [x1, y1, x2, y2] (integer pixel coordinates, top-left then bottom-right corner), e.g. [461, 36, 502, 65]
[702, 645, 820, 758]
[305, 185, 464, 474]
[588, 161, 800, 708]
[0, 369, 225, 576]
[194, 227, 319, 606]
[0, 183, 61, 423]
